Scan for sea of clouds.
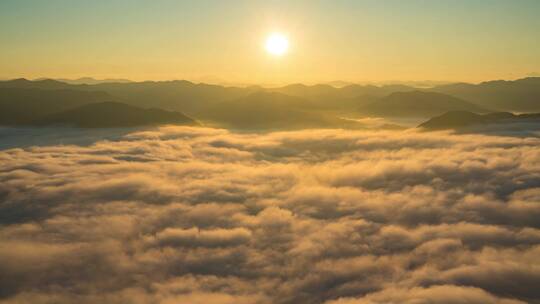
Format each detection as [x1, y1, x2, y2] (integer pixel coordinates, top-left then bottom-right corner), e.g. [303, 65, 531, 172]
[1, 126, 540, 304]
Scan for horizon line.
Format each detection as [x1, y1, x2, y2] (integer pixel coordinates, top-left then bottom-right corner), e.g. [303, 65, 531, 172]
[1, 75, 539, 89]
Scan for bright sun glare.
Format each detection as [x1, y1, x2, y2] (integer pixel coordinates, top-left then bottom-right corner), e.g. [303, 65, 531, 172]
[265, 33, 289, 56]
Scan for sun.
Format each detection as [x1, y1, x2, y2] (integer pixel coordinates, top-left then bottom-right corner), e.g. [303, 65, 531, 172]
[265, 33, 289, 56]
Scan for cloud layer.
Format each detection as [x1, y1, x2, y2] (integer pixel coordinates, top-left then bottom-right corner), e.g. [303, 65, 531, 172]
[1, 126, 540, 303]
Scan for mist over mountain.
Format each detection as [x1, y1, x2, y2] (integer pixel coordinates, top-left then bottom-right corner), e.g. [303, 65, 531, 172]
[201, 91, 358, 129]
[0, 78, 74, 90]
[34, 102, 198, 128]
[0, 78, 417, 128]
[270, 83, 415, 107]
[431, 77, 540, 112]
[0, 86, 196, 128]
[0, 87, 113, 124]
[0, 78, 256, 115]
[43, 77, 133, 85]
[86, 81, 260, 116]
[357, 91, 490, 118]
[323, 80, 354, 87]
[1, 77, 539, 130]
[419, 110, 540, 131]
[0, 78, 417, 116]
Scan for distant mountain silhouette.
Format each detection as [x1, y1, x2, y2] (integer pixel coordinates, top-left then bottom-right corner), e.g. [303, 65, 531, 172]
[92, 81, 259, 116]
[271, 83, 340, 100]
[9, 77, 539, 116]
[0, 78, 416, 119]
[0, 78, 73, 90]
[324, 80, 355, 88]
[0, 87, 196, 128]
[6, 78, 540, 130]
[42, 77, 133, 85]
[431, 77, 540, 112]
[0, 78, 256, 115]
[272, 83, 414, 99]
[357, 91, 490, 118]
[0, 88, 113, 124]
[418, 111, 540, 130]
[34, 102, 198, 128]
[269, 83, 415, 111]
[202, 91, 358, 129]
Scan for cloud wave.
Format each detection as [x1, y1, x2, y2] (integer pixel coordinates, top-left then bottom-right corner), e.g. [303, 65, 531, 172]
[1, 126, 540, 303]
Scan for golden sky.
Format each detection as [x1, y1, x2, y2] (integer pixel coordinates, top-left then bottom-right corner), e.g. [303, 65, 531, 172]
[1, 0, 539, 84]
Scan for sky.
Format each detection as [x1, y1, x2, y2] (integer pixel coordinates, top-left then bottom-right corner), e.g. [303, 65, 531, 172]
[1, 0, 540, 85]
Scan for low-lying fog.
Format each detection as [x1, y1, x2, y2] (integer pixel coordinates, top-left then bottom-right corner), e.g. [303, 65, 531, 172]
[1, 126, 540, 303]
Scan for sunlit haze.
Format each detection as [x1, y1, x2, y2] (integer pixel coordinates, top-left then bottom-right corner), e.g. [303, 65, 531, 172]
[1, 0, 540, 84]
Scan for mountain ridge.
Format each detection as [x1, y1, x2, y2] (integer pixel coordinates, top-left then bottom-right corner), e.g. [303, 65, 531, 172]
[418, 110, 540, 130]
[431, 77, 540, 112]
[33, 101, 198, 128]
[358, 91, 490, 118]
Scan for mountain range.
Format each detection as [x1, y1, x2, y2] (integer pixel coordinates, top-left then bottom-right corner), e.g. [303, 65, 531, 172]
[0, 87, 196, 128]
[430, 77, 540, 112]
[418, 111, 540, 130]
[36, 77, 133, 85]
[0, 87, 114, 125]
[200, 91, 359, 129]
[1, 77, 539, 129]
[34, 102, 197, 128]
[357, 91, 490, 118]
